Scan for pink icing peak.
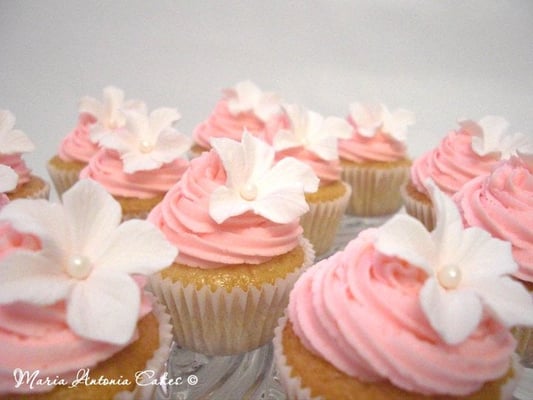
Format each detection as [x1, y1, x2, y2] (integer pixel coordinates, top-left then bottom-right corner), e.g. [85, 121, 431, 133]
[192, 100, 287, 149]
[288, 229, 515, 396]
[58, 114, 99, 163]
[0, 154, 31, 187]
[454, 157, 533, 282]
[148, 149, 302, 268]
[338, 117, 407, 163]
[79, 148, 189, 199]
[410, 127, 501, 196]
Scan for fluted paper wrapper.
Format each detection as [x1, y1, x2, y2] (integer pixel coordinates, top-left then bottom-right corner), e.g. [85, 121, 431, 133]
[114, 297, 173, 400]
[300, 182, 351, 256]
[273, 315, 321, 400]
[149, 237, 314, 356]
[120, 209, 151, 222]
[400, 183, 435, 231]
[26, 180, 51, 200]
[342, 163, 409, 217]
[46, 160, 83, 198]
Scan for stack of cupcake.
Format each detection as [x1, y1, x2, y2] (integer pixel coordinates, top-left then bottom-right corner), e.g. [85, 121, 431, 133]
[1, 109, 50, 200]
[0, 179, 176, 399]
[274, 180, 533, 399]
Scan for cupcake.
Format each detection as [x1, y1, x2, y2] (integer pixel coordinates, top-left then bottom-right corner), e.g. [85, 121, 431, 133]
[191, 80, 286, 156]
[403, 115, 531, 230]
[454, 154, 533, 358]
[338, 102, 414, 217]
[268, 104, 352, 256]
[148, 131, 318, 355]
[274, 180, 533, 399]
[47, 86, 146, 198]
[80, 107, 191, 220]
[0, 179, 176, 399]
[0, 109, 50, 200]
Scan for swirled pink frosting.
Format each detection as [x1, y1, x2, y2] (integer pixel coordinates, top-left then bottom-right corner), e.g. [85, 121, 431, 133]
[79, 148, 188, 199]
[192, 100, 287, 149]
[0, 292, 152, 395]
[58, 114, 99, 163]
[0, 222, 40, 259]
[148, 150, 302, 269]
[288, 229, 515, 396]
[0, 154, 31, 187]
[338, 117, 407, 163]
[454, 158, 533, 283]
[274, 148, 341, 185]
[410, 128, 500, 196]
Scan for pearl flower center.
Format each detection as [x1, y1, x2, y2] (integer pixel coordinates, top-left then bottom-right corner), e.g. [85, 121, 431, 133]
[437, 264, 462, 290]
[139, 139, 154, 153]
[240, 183, 258, 201]
[66, 255, 92, 280]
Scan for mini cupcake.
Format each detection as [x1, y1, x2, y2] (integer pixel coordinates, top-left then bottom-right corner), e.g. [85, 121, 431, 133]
[47, 86, 146, 197]
[403, 116, 531, 230]
[0, 109, 50, 200]
[338, 102, 414, 217]
[0, 179, 176, 399]
[148, 131, 318, 355]
[268, 104, 352, 256]
[454, 154, 533, 358]
[274, 181, 533, 400]
[80, 107, 191, 220]
[191, 80, 286, 156]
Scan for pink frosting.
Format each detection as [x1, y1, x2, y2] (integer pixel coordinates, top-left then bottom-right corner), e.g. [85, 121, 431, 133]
[288, 229, 515, 396]
[0, 222, 40, 259]
[192, 100, 287, 149]
[274, 147, 341, 185]
[79, 148, 189, 199]
[0, 154, 31, 187]
[58, 114, 99, 163]
[148, 150, 302, 269]
[0, 293, 152, 395]
[454, 158, 533, 282]
[410, 128, 500, 196]
[338, 117, 407, 163]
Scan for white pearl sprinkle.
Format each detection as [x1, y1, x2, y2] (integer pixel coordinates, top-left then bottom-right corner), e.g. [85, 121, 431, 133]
[437, 264, 462, 290]
[66, 255, 92, 280]
[139, 140, 154, 153]
[240, 183, 258, 201]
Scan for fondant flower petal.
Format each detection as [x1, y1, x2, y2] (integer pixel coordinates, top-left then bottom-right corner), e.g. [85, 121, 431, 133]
[78, 96, 103, 119]
[376, 214, 435, 274]
[307, 135, 339, 161]
[253, 185, 310, 224]
[0, 251, 72, 305]
[261, 157, 319, 194]
[67, 270, 140, 344]
[322, 116, 353, 140]
[149, 108, 181, 137]
[382, 108, 416, 141]
[0, 165, 18, 193]
[209, 186, 252, 224]
[210, 136, 246, 189]
[420, 278, 483, 345]
[272, 129, 304, 151]
[348, 103, 383, 137]
[62, 179, 122, 259]
[121, 152, 163, 174]
[0, 109, 16, 133]
[243, 132, 276, 182]
[95, 219, 177, 274]
[0, 110, 35, 154]
[472, 277, 533, 327]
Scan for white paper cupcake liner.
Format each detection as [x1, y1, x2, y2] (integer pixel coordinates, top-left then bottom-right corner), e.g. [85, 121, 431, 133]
[300, 182, 351, 256]
[512, 326, 533, 360]
[400, 183, 435, 231]
[114, 295, 173, 400]
[341, 163, 409, 217]
[27, 179, 51, 200]
[149, 237, 314, 356]
[273, 315, 321, 400]
[46, 161, 83, 199]
[121, 209, 152, 222]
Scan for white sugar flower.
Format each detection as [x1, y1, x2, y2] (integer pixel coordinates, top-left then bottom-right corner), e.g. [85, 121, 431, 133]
[223, 80, 282, 122]
[98, 107, 192, 174]
[209, 131, 319, 224]
[79, 86, 147, 143]
[273, 104, 352, 161]
[0, 165, 17, 193]
[0, 109, 35, 155]
[349, 102, 415, 141]
[0, 179, 177, 345]
[461, 116, 532, 159]
[375, 180, 533, 345]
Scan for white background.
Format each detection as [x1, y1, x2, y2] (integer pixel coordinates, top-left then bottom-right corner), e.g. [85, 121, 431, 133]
[1, 1, 532, 187]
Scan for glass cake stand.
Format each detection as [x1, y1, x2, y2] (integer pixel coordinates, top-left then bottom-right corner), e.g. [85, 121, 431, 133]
[154, 214, 533, 400]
